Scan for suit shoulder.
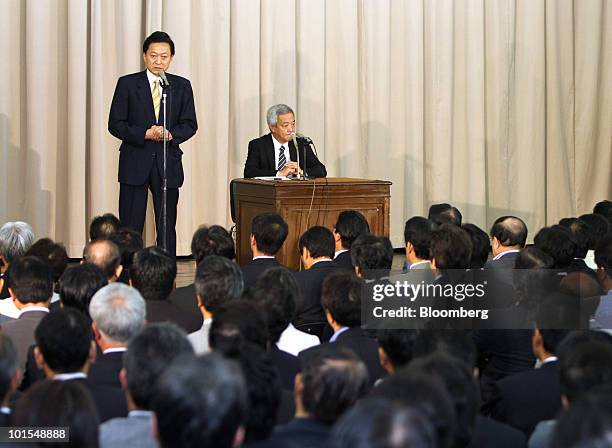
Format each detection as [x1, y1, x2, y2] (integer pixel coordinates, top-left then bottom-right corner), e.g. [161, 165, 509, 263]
[117, 71, 145, 83]
[248, 133, 271, 147]
[166, 73, 192, 87]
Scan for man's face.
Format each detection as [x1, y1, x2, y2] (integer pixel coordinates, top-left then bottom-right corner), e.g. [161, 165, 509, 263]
[143, 42, 173, 76]
[269, 112, 295, 144]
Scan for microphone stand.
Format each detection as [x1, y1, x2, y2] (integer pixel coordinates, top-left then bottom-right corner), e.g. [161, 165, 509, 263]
[161, 82, 168, 253]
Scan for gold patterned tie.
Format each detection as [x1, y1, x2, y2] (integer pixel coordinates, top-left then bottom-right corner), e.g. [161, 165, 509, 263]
[152, 80, 160, 121]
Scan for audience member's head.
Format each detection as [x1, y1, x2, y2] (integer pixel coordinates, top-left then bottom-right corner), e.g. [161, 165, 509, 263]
[430, 224, 472, 271]
[151, 353, 247, 448]
[351, 234, 393, 278]
[58, 264, 107, 318]
[321, 271, 361, 331]
[82, 239, 122, 281]
[298, 346, 369, 424]
[578, 213, 610, 251]
[377, 329, 417, 374]
[462, 223, 491, 268]
[559, 217, 591, 259]
[209, 300, 268, 354]
[0, 221, 35, 266]
[13, 379, 99, 447]
[191, 225, 235, 264]
[593, 200, 612, 222]
[532, 329, 570, 361]
[89, 213, 120, 241]
[123, 323, 194, 410]
[194, 255, 243, 317]
[0, 334, 20, 406]
[250, 213, 288, 256]
[89, 283, 146, 347]
[7, 255, 53, 306]
[25, 238, 68, 285]
[299, 226, 335, 268]
[412, 329, 478, 369]
[489, 215, 528, 254]
[108, 227, 144, 279]
[250, 267, 299, 343]
[34, 308, 94, 376]
[428, 203, 462, 227]
[534, 225, 577, 269]
[404, 216, 434, 264]
[129, 246, 176, 302]
[330, 398, 438, 448]
[333, 211, 370, 251]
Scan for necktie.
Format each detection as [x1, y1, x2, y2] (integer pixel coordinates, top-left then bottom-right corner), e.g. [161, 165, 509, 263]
[152, 80, 160, 121]
[278, 146, 287, 171]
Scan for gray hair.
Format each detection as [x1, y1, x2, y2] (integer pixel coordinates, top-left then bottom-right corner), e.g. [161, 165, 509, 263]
[0, 221, 35, 263]
[266, 104, 294, 126]
[89, 283, 146, 343]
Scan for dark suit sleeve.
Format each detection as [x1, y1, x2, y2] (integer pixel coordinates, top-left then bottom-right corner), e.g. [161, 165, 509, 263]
[169, 80, 198, 145]
[298, 141, 327, 178]
[108, 77, 148, 147]
[244, 139, 276, 178]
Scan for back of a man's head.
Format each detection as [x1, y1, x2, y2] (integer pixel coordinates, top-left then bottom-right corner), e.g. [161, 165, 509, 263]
[537, 329, 570, 356]
[191, 225, 235, 264]
[0, 334, 18, 403]
[593, 200, 612, 221]
[194, 255, 243, 315]
[251, 213, 288, 255]
[321, 271, 361, 328]
[129, 246, 176, 301]
[83, 239, 121, 280]
[300, 346, 369, 424]
[430, 224, 472, 270]
[377, 329, 417, 372]
[462, 223, 491, 268]
[404, 216, 434, 259]
[534, 225, 577, 269]
[124, 323, 194, 410]
[350, 234, 393, 277]
[7, 255, 53, 304]
[559, 217, 591, 259]
[89, 213, 121, 241]
[58, 263, 107, 318]
[490, 215, 528, 249]
[35, 308, 92, 374]
[595, 233, 612, 275]
[89, 283, 146, 344]
[334, 211, 370, 250]
[0, 221, 34, 264]
[209, 300, 268, 353]
[579, 213, 610, 251]
[299, 226, 335, 259]
[152, 353, 247, 448]
[25, 238, 68, 284]
[108, 227, 144, 276]
[428, 203, 462, 227]
[412, 329, 477, 368]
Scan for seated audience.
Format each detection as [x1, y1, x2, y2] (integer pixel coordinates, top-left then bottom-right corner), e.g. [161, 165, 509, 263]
[89, 213, 121, 241]
[403, 216, 434, 271]
[151, 353, 247, 448]
[242, 213, 288, 289]
[25, 237, 69, 302]
[428, 203, 462, 227]
[350, 234, 394, 279]
[0, 220, 35, 302]
[332, 211, 370, 270]
[82, 239, 123, 282]
[129, 246, 200, 333]
[100, 323, 194, 448]
[58, 263, 107, 319]
[189, 255, 244, 354]
[0, 334, 20, 425]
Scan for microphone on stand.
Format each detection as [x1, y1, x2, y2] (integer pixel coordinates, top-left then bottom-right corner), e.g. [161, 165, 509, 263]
[291, 132, 302, 180]
[159, 70, 171, 87]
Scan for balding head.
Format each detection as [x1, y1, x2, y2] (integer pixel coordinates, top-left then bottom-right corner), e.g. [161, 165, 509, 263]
[490, 216, 528, 256]
[82, 239, 122, 281]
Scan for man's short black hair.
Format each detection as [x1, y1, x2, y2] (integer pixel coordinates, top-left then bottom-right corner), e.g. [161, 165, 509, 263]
[334, 211, 370, 250]
[25, 238, 68, 283]
[593, 200, 612, 221]
[534, 225, 577, 269]
[209, 300, 268, 354]
[194, 255, 243, 314]
[350, 234, 393, 276]
[191, 225, 235, 264]
[462, 223, 491, 268]
[298, 226, 335, 259]
[377, 330, 417, 370]
[404, 216, 434, 259]
[490, 215, 528, 248]
[89, 213, 121, 241]
[301, 346, 369, 424]
[321, 271, 361, 328]
[35, 308, 92, 373]
[430, 224, 472, 270]
[559, 217, 591, 259]
[0, 334, 18, 402]
[578, 213, 610, 250]
[125, 323, 194, 410]
[129, 246, 176, 302]
[412, 329, 477, 368]
[108, 227, 144, 274]
[538, 329, 570, 355]
[58, 264, 107, 318]
[82, 239, 122, 279]
[7, 255, 53, 304]
[151, 353, 247, 448]
[251, 213, 288, 255]
[428, 203, 462, 227]
[142, 31, 175, 56]
[250, 267, 298, 343]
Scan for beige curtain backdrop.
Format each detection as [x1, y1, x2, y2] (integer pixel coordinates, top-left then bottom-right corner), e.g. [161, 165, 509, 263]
[0, 0, 610, 257]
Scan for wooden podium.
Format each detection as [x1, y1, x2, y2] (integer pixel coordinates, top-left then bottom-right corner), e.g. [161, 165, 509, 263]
[232, 177, 391, 270]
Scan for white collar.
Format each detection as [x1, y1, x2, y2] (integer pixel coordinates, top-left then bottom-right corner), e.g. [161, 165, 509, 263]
[493, 249, 520, 260]
[329, 326, 349, 342]
[541, 356, 558, 365]
[129, 410, 154, 418]
[409, 260, 430, 269]
[271, 134, 290, 152]
[253, 255, 275, 260]
[334, 249, 348, 259]
[103, 347, 127, 355]
[53, 372, 87, 381]
[0, 406, 10, 415]
[18, 306, 49, 317]
[146, 69, 161, 84]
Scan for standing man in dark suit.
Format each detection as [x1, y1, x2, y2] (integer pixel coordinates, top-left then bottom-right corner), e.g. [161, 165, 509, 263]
[244, 104, 327, 178]
[108, 31, 198, 259]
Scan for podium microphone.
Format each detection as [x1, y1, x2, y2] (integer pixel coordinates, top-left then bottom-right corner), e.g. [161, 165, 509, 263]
[159, 70, 171, 87]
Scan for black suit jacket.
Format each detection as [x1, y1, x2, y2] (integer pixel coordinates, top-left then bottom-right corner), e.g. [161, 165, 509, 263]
[293, 261, 339, 330]
[244, 133, 327, 178]
[145, 300, 201, 334]
[333, 251, 354, 271]
[472, 415, 527, 448]
[484, 251, 519, 270]
[485, 361, 562, 436]
[88, 351, 124, 389]
[69, 377, 128, 423]
[242, 258, 280, 289]
[108, 70, 197, 188]
[272, 418, 332, 448]
[167, 283, 202, 328]
[269, 344, 301, 392]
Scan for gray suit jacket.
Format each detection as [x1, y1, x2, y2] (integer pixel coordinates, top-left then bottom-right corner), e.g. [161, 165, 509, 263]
[100, 411, 158, 448]
[1, 309, 48, 369]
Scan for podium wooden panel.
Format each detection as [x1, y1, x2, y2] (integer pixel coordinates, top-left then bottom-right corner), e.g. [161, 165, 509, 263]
[233, 177, 391, 270]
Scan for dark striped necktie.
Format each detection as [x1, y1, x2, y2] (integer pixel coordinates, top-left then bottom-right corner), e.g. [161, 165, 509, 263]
[278, 146, 287, 171]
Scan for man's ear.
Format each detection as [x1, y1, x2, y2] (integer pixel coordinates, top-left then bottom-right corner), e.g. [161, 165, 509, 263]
[114, 264, 123, 281]
[91, 322, 102, 342]
[378, 347, 392, 374]
[232, 426, 246, 448]
[197, 295, 203, 308]
[88, 340, 97, 364]
[354, 265, 362, 278]
[406, 242, 414, 255]
[119, 367, 129, 391]
[10, 368, 23, 395]
[34, 346, 45, 370]
[151, 412, 159, 442]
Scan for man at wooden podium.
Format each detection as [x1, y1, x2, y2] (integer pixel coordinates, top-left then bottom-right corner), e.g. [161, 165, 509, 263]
[244, 104, 327, 178]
